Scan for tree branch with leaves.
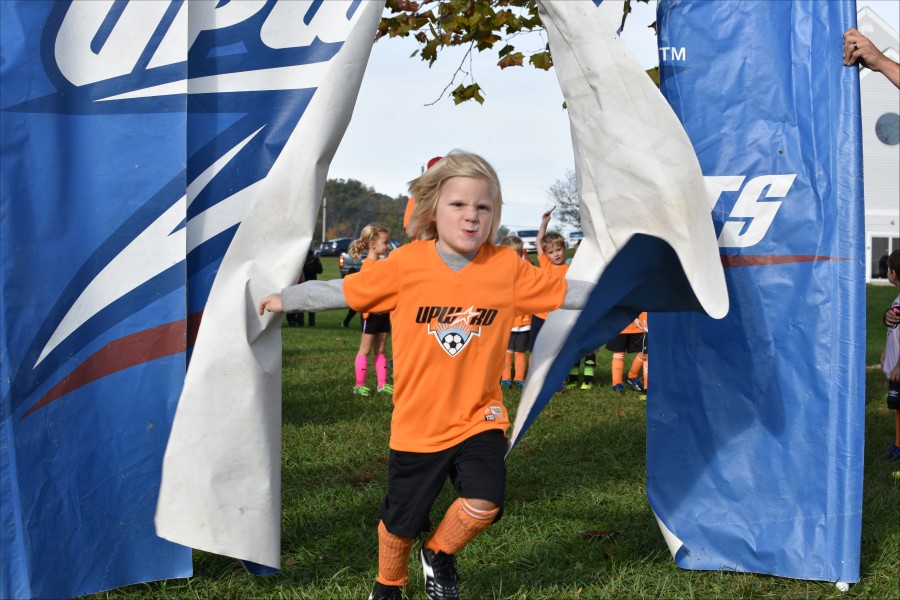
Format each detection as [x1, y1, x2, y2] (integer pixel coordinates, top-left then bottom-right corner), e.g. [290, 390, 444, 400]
[377, 0, 651, 104]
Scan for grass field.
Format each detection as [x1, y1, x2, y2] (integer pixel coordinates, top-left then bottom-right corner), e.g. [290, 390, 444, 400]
[98, 263, 899, 599]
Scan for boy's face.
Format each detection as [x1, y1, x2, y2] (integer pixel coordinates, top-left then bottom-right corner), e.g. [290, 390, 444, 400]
[889, 267, 898, 286]
[546, 242, 566, 266]
[433, 176, 494, 256]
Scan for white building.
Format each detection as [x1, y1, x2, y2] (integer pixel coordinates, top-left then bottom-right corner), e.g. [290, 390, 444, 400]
[858, 6, 900, 283]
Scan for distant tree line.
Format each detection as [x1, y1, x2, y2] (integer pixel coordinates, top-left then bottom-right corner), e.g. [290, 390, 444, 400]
[318, 170, 583, 246]
[315, 178, 408, 243]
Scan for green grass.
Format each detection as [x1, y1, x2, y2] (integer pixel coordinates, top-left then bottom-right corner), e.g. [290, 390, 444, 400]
[97, 274, 899, 599]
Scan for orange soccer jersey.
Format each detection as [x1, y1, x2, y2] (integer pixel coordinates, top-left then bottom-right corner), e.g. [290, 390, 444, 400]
[621, 311, 648, 334]
[534, 253, 568, 321]
[343, 240, 567, 452]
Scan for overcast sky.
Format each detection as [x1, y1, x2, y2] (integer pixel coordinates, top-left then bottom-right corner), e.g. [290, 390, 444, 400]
[328, 0, 899, 234]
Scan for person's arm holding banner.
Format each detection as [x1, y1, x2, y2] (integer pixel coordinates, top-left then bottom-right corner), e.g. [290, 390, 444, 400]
[843, 27, 900, 88]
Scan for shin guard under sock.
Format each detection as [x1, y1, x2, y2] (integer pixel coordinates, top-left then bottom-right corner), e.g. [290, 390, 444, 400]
[375, 354, 388, 388]
[611, 353, 624, 386]
[502, 351, 513, 381]
[425, 498, 499, 555]
[376, 520, 414, 587]
[627, 354, 644, 379]
[643, 355, 649, 390]
[896, 410, 900, 447]
[514, 352, 527, 382]
[355, 354, 368, 387]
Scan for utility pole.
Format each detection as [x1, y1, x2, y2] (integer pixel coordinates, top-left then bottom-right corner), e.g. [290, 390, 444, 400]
[321, 196, 327, 242]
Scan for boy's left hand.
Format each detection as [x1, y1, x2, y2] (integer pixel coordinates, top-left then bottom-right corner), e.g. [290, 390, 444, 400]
[258, 294, 283, 315]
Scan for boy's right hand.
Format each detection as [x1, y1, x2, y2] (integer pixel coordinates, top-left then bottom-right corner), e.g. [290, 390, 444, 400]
[258, 294, 283, 315]
[885, 307, 900, 328]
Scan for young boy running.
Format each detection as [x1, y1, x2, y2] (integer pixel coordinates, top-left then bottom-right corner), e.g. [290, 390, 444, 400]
[259, 151, 592, 600]
[605, 314, 648, 394]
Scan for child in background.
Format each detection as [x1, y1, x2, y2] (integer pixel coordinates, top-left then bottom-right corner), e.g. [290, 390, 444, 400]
[634, 312, 649, 397]
[528, 208, 568, 352]
[881, 249, 900, 460]
[259, 150, 590, 600]
[605, 312, 648, 394]
[286, 250, 323, 327]
[498, 236, 531, 388]
[348, 224, 393, 397]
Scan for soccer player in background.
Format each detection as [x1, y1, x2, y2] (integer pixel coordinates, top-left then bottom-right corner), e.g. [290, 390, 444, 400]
[347, 224, 393, 397]
[498, 235, 532, 388]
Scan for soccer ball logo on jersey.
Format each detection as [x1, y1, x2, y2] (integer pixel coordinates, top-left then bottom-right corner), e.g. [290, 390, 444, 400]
[415, 305, 498, 357]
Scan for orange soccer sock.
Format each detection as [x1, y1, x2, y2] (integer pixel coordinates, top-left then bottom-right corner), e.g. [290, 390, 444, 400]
[514, 352, 527, 382]
[502, 351, 513, 381]
[643, 355, 649, 390]
[376, 520, 414, 587]
[611, 353, 625, 386]
[425, 499, 499, 555]
[895, 411, 900, 447]
[627, 354, 644, 379]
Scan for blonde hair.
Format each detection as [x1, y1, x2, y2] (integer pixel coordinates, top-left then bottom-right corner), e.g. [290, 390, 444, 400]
[541, 232, 566, 253]
[349, 223, 389, 260]
[406, 150, 503, 242]
[499, 235, 524, 254]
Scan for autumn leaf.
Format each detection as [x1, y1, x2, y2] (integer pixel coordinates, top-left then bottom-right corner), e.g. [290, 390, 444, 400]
[498, 51, 524, 69]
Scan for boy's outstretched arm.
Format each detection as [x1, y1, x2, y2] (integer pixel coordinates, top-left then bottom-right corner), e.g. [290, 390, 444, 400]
[561, 279, 594, 310]
[258, 279, 348, 316]
[536, 208, 554, 258]
[258, 294, 283, 314]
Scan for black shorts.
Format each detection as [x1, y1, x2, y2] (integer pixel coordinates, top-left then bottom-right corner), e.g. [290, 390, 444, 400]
[527, 317, 545, 352]
[507, 330, 529, 353]
[362, 312, 391, 334]
[606, 332, 645, 354]
[888, 380, 900, 411]
[380, 430, 507, 539]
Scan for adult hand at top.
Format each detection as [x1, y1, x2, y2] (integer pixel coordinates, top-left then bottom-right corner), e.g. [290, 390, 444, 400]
[844, 27, 900, 88]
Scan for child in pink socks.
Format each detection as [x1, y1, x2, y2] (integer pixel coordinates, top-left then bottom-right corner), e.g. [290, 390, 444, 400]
[348, 224, 394, 396]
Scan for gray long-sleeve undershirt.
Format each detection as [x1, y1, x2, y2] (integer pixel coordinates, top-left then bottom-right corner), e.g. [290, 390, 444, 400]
[280, 243, 593, 313]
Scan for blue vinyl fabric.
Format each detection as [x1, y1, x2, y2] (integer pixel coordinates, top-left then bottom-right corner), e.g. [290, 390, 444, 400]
[1, 1, 349, 596]
[649, 0, 864, 583]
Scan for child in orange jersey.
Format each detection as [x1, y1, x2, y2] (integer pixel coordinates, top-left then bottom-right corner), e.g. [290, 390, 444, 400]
[347, 224, 393, 397]
[605, 312, 648, 394]
[259, 150, 592, 600]
[528, 208, 568, 353]
[498, 236, 531, 388]
[403, 156, 444, 238]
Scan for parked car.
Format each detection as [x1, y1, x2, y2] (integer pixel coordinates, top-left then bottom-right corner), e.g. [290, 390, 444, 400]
[504, 228, 540, 253]
[339, 239, 403, 277]
[316, 237, 353, 257]
[568, 230, 584, 246]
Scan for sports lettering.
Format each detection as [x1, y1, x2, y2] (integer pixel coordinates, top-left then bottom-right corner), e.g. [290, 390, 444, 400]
[660, 46, 686, 61]
[55, 0, 363, 87]
[416, 306, 497, 326]
[705, 174, 797, 248]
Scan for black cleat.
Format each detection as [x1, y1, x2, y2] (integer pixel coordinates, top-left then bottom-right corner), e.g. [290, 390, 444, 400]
[419, 547, 459, 600]
[368, 580, 402, 600]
